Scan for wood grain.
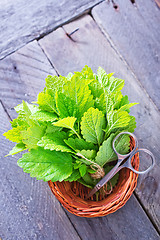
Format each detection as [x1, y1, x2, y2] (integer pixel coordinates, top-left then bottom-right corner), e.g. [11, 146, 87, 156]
[0, 43, 81, 240]
[65, 195, 159, 240]
[0, 0, 104, 60]
[39, 15, 160, 235]
[92, 0, 160, 110]
[0, 40, 56, 119]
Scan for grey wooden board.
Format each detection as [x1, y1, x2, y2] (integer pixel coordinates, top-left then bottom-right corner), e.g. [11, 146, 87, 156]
[39, 15, 160, 235]
[0, 40, 56, 119]
[65, 195, 159, 240]
[0, 0, 104, 60]
[92, 0, 160, 110]
[0, 43, 81, 240]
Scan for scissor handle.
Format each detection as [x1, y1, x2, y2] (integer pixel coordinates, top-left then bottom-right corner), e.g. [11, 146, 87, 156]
[127, 148, 155, 174]
[113, 131, 138, 159]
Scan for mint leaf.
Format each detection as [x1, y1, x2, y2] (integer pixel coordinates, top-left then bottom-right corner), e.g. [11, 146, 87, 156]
[7, 142, 26, 156]
[78, 149, 96, 160]
[17, 147, 73, 182]
[97, 67, 114, 88]
[64, 138, 95, 152]
[21, 124, 46, 149]
[45, 75, 67, 95]
[80, 65, 95, 81]
[81, 107, 106, 145]
[123, 116, 137, 133]
[88, 80, 104, 99]
[79, 164, 87, 177]
[95, 133, 130, 166]
[15, 101, 38, 115]
[97, 67, 124, 93]
[66, 72, 73, 80]
[95, 93, 106, 113]
[114, 95, 129, 111]
[45, 123, 62, 134]
[30, 110, 57, 122]
[64, 169, 81, 182]
[106, 110, 131, 136]
[55, 92, 77, 118]
[37, 91, 57, 113]
[63, 75, 94, 119]
[37, 132, 73, 153]
[119, 103, 138, 112]
[53, 117, 80, 138]
[3, 126, 25, 143]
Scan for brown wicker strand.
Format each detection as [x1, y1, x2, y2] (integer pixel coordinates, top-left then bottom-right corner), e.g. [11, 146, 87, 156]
[48, 137, 139, 217]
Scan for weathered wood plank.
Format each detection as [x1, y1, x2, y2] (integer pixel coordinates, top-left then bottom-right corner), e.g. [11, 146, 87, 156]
[0, 43, 81, 240]
[0, 0, 104, 60]
[65, 195, 159, 240]
[0, 40, 56, 119]
[39, 15, 160, 235]
[92, 0, 160, 109]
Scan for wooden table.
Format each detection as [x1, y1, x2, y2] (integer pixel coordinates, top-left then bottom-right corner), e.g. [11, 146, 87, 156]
[0, 0, 159, 239]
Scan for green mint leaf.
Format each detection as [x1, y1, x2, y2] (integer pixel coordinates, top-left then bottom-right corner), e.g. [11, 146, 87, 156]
[109, 78, 124, 93]
[63, 75, 94, 119]
[80, 65, 95, 81]
[114, 95, 129, 111]
[37, 91, 57, 113]
[45, 75, 67, 95]
[53, 117, 79, 137]
[95, 93, 106, 113]
[6, 142, 26, 156]
[88, 80, 104, 99]
[37, 132, 73, 153]
[21, 125, 46, 149]
[15, 101, 38, 115]
[55, 92, 77, 118]
[97, 67, 124, 93]
[106, 110, 131, 136]
[81, 107, 106, 145]
[66, 72, 73, 80]
[97, 67, 113, 88]
[45, 123, 62, 134]
[64, 169, 81, 182]
[119, 103, 138, 112]
[64, 138, 95, 152]
[78, 149, 97, 160]
[95, 133, 130, 166]
[79, 164, 87, 177]
[17, 147, 73, 182]
[30, 110, 57, 122]
[3, 126, 25, 143]
[122, 116, 137, 133]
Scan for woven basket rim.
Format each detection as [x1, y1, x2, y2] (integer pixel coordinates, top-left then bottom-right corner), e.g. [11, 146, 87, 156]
[48, 137, 139, 217]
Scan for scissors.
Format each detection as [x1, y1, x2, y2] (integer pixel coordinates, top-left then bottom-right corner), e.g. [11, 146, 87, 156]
[86, 131, 155, 199]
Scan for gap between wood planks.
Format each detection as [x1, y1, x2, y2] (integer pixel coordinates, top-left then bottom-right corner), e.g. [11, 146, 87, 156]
[134, 191, 160, 235]
[0, 0, 105, 61]
[90, 13, 159, 114]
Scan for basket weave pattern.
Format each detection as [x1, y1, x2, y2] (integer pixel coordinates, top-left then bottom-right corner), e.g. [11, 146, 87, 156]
[48, 138, 139, 217]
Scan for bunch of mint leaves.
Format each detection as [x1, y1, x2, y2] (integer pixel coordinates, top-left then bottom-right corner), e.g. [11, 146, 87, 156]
[4, 66, 138, 191]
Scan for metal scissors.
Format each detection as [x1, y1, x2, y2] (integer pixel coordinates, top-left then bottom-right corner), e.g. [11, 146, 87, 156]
[87, 131, 155, 199]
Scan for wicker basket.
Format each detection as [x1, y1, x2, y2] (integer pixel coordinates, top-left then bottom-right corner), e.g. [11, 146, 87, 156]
[48, 137, 139, 217]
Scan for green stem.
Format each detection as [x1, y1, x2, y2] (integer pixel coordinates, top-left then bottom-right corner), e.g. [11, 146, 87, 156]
[72, 128, 81, 139]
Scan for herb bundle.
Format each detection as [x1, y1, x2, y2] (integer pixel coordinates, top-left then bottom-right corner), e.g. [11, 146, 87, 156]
[4, 66, 138, 193]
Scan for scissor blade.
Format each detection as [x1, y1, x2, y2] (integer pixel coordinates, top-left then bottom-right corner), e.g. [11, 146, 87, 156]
[86, 187, 98, 199]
